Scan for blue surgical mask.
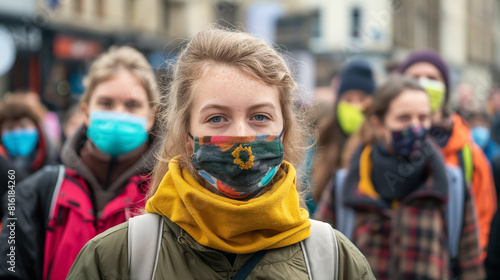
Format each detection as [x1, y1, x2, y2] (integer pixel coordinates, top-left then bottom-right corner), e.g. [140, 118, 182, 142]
[87, 111, 148, 157]
[2, 128, 39, 157]
[471, 126, 490, 149]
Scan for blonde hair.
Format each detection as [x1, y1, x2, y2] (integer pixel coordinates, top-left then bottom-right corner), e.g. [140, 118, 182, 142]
[81, 46, 159, 106]
[149, 27, 310, 200]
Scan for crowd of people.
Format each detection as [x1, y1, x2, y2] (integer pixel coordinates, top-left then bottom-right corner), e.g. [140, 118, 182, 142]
[0, 27, 498, 279]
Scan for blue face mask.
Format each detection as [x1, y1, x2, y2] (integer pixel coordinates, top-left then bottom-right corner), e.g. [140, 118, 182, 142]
[2, 128, 39, 157]
[87, 111, 148, 157]
[471, 126, 490, 149]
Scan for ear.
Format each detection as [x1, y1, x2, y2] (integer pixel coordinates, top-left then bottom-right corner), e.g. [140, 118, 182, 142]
[81, 102, 90, 127]
[370, 115, 385, 136]
[185, 134, 194, 155]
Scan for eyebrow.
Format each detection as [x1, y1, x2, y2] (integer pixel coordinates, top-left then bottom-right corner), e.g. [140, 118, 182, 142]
[199, 102, 278, 114]
[96, 95, 144, 103]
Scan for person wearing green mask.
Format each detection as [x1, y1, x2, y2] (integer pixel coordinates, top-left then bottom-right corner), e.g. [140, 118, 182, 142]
[399, 49, 496, 260]
[312, 60, 375, 203]
[0, 46, 160, 280]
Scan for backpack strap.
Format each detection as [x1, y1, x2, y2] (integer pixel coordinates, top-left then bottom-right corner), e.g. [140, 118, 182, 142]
[445, 165, 465, 274]
[232, 250, 266, 280]
[458, 144, 473, 185]
[335, 169, 355, 240]
[300, 219, 339, 280]
[48, 165, 66, 219]
[128, 213, 164, 280]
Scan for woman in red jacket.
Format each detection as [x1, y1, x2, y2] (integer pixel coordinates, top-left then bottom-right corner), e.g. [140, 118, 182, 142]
[0, 46, 159, 280]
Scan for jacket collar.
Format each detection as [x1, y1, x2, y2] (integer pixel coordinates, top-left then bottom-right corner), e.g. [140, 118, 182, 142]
[61, 125, 158, 212]
[344, 144, 448, 210]
[442, 114, 473, 156]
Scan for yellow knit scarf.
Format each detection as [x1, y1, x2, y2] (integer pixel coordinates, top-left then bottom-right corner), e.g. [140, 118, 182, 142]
[146, 158, 311, 254]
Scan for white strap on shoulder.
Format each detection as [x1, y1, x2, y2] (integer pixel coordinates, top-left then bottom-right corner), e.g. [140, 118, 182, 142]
[445, 165, 465, 261]
[300, 219, 339, 280]
[128, 213, 164, 280]
[48, 165, 65, 219]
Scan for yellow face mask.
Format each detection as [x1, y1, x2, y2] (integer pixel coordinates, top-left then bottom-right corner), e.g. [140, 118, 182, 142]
[337, 101, 364, 136]
[419, 78, 446, 113]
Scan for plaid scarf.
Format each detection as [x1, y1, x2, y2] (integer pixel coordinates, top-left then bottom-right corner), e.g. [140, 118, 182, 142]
[317, 143, 484, 279]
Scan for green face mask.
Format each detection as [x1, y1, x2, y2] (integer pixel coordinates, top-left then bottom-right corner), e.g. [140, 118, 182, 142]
[337, 101, 364, 136]
[419, 78, 446, 113]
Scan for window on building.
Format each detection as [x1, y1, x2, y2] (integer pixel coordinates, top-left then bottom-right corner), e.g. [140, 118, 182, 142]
[96, 0, 105, 19]
[127, 0, 136, 28]
[351, 7, 361, 39]
[310, 9, 321, 39]
[164, 0, 186, 38]
[466, 0, 494, 64]
[393, 0, 439, 50]
[216, 1, 238, 28]
[74, 0, 84, 15]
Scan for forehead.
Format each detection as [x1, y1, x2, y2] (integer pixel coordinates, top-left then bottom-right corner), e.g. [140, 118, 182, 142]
[90, 71, 148, 102]
[191, 64, 280, 108]
[2, 117, 36, 129]
[388, 89, 430, 115]
[339, 90, 369, 100]
[469, 117, 489, 128]
[404, 62, 443, 80]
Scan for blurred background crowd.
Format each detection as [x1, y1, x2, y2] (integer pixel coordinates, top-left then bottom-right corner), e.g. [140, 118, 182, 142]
[2, 0, 500, 279]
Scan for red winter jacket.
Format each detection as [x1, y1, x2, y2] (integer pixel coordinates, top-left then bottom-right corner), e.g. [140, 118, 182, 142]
[0, 126, 156, 280]
[43, 168, 148, 279]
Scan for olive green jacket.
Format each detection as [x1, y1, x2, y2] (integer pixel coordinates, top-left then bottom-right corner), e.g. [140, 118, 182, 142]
[67, 217, 374, 279]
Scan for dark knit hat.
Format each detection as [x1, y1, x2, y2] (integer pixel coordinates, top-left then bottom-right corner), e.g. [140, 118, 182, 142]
[398, 49, 450, 105]
[338, 60, 376, 96]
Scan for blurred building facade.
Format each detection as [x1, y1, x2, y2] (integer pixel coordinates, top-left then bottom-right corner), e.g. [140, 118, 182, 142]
[0, 0, 216, 110]
[0, 0, 499, 108]
[272, 0, 498, 103]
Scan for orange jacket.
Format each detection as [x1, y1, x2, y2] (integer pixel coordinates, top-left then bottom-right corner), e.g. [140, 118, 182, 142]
[442, 114, 497, 256]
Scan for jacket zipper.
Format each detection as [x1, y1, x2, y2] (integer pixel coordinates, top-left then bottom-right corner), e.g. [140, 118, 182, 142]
[105, 157, 117, 190]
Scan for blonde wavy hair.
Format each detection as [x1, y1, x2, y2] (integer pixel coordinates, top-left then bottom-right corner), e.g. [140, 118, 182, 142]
[148, 27, 310, 199]
[81, 46, 159, 106]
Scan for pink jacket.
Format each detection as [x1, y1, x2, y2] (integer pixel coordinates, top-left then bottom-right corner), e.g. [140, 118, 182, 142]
[43, 168, 148, 279]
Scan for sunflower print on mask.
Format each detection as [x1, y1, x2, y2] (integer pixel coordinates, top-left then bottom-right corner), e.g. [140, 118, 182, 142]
[191, 132, 284, 200]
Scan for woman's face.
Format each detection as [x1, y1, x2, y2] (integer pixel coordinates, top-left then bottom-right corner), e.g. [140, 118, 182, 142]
[373, 89, 431, 146]
[81, 70, 154, 130]
[404, 62, 447, 124]
[189, 64, 284, 145]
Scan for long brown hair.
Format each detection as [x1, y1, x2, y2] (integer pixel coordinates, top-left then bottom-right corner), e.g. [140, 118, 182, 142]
[311, 102, 349, 201]
[359, 76, 426, 146]
[148, 27, 310, 199]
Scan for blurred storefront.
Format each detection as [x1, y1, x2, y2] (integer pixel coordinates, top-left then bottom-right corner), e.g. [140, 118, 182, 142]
[0, 0, 222, 111]
[44, 33, 105, 110]
[0, 0, 41, 97]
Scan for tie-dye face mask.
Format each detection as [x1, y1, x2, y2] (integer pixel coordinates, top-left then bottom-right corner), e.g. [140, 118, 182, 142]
[190, 131, 284, 200]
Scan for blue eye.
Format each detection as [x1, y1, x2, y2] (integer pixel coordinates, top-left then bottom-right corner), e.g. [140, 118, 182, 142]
[251, 115, 269, 122]
[209, 116, 226, 123]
